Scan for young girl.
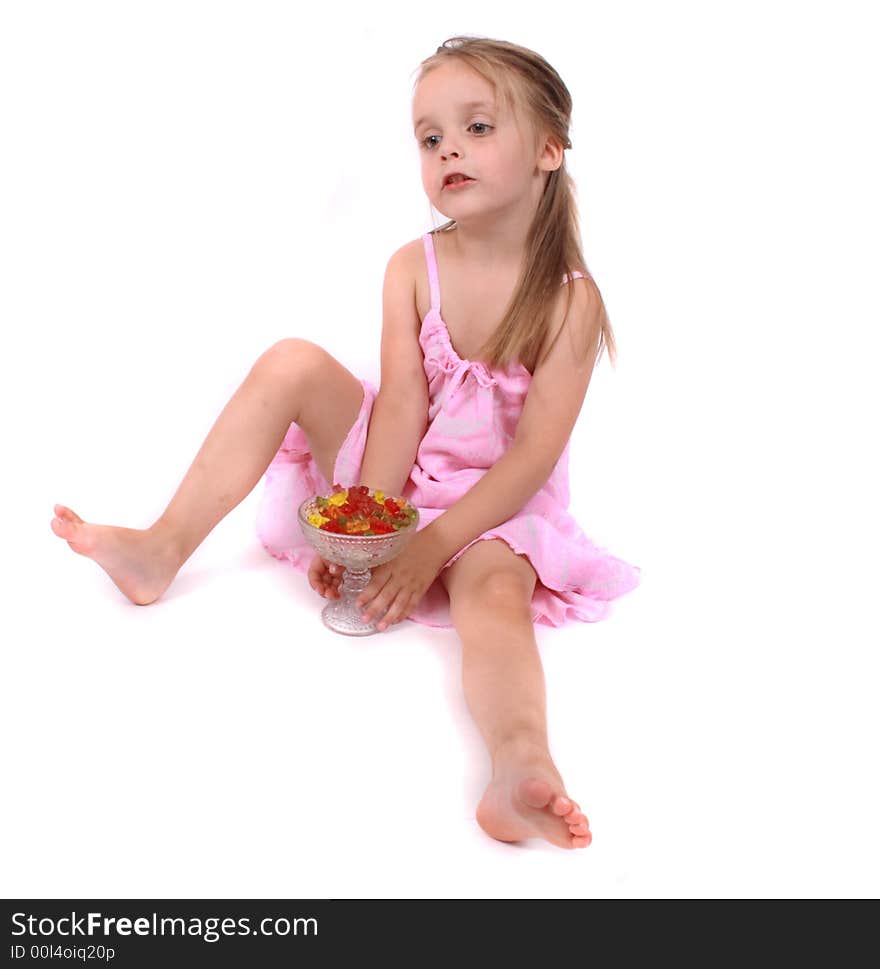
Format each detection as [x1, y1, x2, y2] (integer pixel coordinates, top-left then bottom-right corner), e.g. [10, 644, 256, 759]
[51, 36, 640, 850]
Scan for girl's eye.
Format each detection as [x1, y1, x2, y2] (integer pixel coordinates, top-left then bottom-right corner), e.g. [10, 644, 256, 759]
[420, 123, 492, 150]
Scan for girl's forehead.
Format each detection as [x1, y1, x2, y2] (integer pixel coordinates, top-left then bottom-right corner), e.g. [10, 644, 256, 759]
[412, 63, 501, 118]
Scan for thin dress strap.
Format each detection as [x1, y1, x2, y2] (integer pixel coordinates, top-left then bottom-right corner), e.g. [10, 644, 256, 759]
[561, 270, 586, 285]
[422, 233, 442, 313]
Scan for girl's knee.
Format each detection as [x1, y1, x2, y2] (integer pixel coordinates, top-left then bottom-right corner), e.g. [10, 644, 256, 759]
[481, 571, 534, 612]
[453, 569, 534, 621]
[252, 338, 326, 383]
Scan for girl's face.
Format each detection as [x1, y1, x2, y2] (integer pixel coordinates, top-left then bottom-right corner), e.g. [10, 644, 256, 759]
[412, 61, 554, 225]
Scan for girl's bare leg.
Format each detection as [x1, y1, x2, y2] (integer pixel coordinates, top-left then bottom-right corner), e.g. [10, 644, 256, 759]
[440, 540, 592, 849]
[51, 339, 365, 604]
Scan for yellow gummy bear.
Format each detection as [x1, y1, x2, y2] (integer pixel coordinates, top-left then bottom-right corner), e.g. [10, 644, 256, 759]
[328, 491, 348, 506]
[308, 512, 330, 527]
[374, 490, 385, 503]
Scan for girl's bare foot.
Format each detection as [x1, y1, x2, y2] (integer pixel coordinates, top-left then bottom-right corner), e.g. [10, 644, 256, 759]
[50, 504, 182, 605]
[476, 739, 591, 849]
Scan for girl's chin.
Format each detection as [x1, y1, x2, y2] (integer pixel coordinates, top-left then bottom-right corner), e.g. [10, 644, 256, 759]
[433, 199, 477, 219]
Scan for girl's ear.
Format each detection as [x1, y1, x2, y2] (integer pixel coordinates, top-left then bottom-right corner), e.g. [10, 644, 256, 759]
[537, 132, 565, 173]
[524, 113, 565, 173]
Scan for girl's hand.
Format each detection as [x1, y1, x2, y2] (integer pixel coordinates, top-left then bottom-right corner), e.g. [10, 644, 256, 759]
[356, 532, 444, 631]
[308, 552, 342, 599]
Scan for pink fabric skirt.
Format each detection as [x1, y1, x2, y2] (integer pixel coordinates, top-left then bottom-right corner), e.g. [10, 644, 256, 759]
[255, 377, 641, 629]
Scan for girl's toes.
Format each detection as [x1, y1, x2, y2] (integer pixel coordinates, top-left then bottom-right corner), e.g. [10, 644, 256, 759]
[572, 834, 592, 848]
[565, 810, 587, 825]
[569, 822, 590, 836]
[551, 795, 573, 816]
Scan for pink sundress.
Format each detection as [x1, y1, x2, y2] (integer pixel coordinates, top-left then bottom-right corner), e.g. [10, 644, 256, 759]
[255, 230, 641, 628]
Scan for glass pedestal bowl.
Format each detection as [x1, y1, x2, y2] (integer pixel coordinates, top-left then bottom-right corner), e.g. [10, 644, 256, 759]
[298, 495, 420, 636]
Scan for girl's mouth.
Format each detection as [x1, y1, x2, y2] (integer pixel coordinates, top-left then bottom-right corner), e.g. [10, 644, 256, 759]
[443, 177, 476, 190]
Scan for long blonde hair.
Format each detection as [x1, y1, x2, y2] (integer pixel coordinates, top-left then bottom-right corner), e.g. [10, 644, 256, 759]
[413, 36, 618, 373]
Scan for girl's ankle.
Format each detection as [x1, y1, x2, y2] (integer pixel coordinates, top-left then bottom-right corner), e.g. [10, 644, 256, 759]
[147, 518, 188, 570]
[491, 733, 552, 771]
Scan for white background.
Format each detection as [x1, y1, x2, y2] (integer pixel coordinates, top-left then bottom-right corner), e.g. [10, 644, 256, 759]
[2, 0, 878, 899]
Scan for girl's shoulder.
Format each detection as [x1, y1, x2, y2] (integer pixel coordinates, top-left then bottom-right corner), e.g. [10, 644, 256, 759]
[384, 236, 431, 288]
[383, 236, 436, 336]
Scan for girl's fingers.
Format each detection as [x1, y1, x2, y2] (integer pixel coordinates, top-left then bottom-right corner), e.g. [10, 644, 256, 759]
[308, 555, 343, 597]
[358, 593, 385, 625]
[357, 576, 389, 617]
[374, 590, 409, 631]
[358, 567, 392, 607]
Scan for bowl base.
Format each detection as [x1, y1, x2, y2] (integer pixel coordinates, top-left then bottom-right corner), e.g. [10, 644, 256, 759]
[321, 598, 383, 636]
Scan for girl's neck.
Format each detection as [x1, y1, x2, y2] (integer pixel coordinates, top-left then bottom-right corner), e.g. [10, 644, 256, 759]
[443, 222, 527, 273]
